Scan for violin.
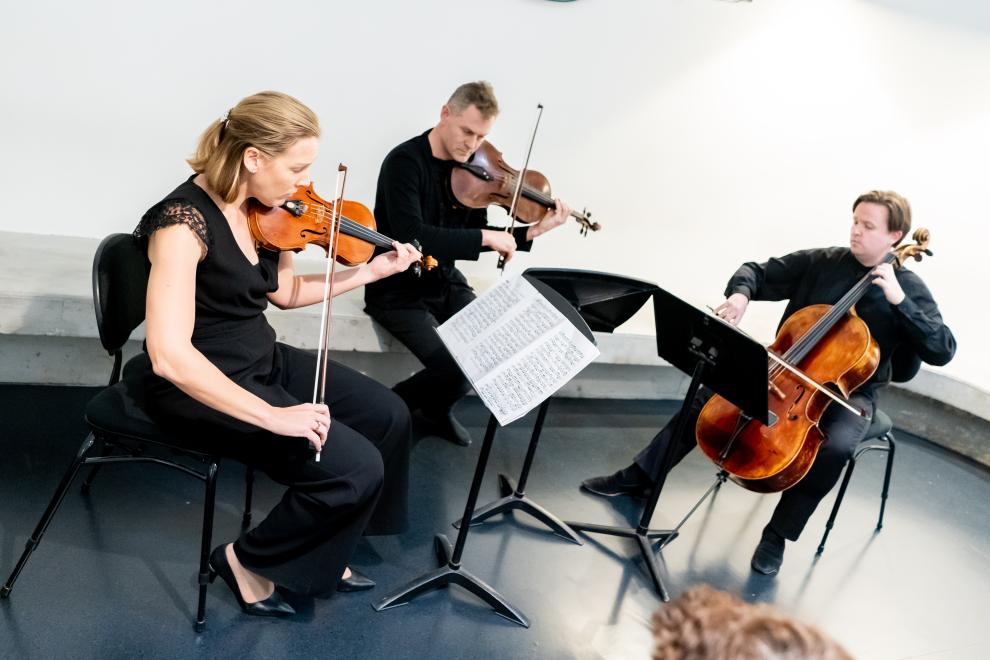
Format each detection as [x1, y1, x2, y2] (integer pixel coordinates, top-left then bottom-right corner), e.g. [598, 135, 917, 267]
[248, 184, 437, 275]
[448, 141, 601, 236]
[694, 230, 933, 493]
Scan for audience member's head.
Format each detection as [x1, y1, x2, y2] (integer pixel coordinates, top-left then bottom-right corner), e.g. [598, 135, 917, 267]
[651, 585, 852, 660]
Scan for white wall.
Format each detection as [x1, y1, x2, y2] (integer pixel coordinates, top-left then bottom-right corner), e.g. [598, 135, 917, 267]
[1, 0, 987, 396]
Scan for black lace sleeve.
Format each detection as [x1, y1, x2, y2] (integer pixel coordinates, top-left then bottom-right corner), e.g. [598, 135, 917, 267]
[133, 199, 212, 253]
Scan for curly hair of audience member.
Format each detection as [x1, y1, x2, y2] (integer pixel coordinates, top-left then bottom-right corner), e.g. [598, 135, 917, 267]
[651, 585, 852, 660]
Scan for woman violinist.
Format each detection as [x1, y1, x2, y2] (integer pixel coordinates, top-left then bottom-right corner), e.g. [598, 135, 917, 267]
[580, 190, 955, 576]
[133, 91, 422, 617]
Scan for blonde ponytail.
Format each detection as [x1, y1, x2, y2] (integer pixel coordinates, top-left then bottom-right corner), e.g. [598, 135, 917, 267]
[187, 91, 320, 203]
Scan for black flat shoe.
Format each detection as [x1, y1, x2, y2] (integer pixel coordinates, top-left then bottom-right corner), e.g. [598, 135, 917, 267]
[580, 471, 652, 499]
[750, 528, 786, 575]
[337, 568, 375, 593]
[209, 545, 295, 617]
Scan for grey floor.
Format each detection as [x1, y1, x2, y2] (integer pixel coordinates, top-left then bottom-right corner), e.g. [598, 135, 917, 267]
[1, 385, 988, 659]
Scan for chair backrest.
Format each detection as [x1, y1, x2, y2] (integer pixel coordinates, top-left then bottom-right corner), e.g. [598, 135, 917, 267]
[92, 233, 150, 354]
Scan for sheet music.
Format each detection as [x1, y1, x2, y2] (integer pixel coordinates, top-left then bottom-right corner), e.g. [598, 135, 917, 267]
[437, 275, 600, 426]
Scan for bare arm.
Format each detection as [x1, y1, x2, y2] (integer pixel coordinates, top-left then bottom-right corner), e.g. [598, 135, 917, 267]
[267, 242, 423, 310]
[145, 225, 330, 449]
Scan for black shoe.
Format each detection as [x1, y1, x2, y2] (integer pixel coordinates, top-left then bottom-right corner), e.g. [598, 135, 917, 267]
[580, 466, 652, 499]
[209, 545, 295, 617]
[421, 409, 472, 446]
[750, 528, 786, 575]
[337, 568, 375, 593]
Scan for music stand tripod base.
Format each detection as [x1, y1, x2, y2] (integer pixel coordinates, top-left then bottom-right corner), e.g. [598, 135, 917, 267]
[373, 415, 529, 627]
[567, 287, 771, 602]
[452, 399, 582, 545]
[372, 534, 528, 627]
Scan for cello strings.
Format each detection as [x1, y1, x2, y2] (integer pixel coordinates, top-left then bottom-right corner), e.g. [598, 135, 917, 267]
[767, 252, 896, 381]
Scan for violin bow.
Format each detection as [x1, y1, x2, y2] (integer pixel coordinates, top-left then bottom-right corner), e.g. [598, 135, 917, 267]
[498, 103, 544, 272]
[312, 164, 348, 461]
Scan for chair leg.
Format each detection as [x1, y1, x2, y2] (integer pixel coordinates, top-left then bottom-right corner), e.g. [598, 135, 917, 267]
[241, 467, 255, 531]
[816, 456, 857, 556]
[194, 460, 220, 633]
[877, 434, 896, 531]
[2, 434, 96, 598]
[80, 439, 115, 494]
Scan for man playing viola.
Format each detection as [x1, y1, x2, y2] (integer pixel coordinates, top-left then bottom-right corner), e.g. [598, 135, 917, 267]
[581, 190, 956, 575]
[364, 81, 572, 446]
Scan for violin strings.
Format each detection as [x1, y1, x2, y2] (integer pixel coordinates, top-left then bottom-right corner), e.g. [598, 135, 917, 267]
[293, 208, 394, 248]
[460, 168, 591, 224]
[484, 172, 557, 208]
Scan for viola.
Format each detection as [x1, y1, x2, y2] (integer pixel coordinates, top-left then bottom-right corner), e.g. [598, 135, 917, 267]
[694, 230, 933, 493]
[248, 184, 437, 275]
[448, 141, 601, 236]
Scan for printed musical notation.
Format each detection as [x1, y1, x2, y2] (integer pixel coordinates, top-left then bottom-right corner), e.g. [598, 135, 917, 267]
[437, 275, 599, 425]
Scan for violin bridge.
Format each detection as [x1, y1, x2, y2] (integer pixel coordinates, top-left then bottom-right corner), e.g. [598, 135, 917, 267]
[768, 381, 787, 400]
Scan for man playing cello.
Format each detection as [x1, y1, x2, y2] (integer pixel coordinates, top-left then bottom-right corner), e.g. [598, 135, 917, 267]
[581, 190, 955, 575]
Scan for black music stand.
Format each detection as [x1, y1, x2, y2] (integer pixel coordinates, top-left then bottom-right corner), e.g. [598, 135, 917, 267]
[566, 287, 770, 601]
[374, 274, 598, 627]
[453, 269, 658, 544]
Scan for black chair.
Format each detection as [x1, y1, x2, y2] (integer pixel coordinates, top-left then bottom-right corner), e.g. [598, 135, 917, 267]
[815, 348, 922, 555]
[815, 409, 895, 555]
[1, 233, 254, 632]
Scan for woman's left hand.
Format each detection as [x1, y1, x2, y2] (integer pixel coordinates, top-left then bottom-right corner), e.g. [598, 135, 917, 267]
[368, 241, 423, 279]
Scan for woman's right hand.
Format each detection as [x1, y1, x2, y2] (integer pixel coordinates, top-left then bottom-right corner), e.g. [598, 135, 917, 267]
[265, 403, 331, 452]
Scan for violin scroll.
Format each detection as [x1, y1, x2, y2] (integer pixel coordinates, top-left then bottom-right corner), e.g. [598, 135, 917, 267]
[574, 208, 600, 235]
[410, 239, 438, 276]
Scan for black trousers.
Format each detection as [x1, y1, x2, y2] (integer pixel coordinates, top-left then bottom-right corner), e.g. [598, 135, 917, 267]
[634, 390, 873, 541]
[365, 279, 477, 417]
[136, 344, 410, 596]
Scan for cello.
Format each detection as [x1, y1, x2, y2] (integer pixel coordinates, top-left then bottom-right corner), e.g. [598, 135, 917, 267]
[694, 229, 933, 493]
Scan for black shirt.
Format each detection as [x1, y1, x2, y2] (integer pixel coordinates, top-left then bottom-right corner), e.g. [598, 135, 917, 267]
[365, 130, 532, 305]
[724, 246, 956, 399]
[134, 177, 281, 379]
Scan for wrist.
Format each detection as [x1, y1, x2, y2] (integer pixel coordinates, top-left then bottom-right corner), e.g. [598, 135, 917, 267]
[254, 403, 277, 431]
[481, 228, 504, 248]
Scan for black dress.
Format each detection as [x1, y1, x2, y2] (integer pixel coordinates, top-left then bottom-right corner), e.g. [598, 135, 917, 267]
[132, 177, 410, 595]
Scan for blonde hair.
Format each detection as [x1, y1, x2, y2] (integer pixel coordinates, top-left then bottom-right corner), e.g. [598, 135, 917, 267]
[187, 91, 320, 203]
[447, 81, 499, 119]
